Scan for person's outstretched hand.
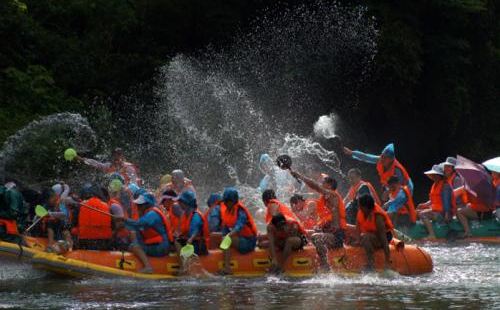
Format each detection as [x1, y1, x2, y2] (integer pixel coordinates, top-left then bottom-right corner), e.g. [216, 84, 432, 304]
[343, 147, 353, 156]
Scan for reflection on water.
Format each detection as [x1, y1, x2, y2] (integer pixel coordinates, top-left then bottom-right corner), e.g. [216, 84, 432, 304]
[0, 244, 499, 309]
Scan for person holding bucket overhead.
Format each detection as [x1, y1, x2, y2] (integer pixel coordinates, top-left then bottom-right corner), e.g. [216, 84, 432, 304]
[219, 187, 258, 275]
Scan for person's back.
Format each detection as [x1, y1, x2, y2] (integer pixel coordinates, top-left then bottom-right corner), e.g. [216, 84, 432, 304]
[78, 195, 113, 250]
[0, 185, 26, 242]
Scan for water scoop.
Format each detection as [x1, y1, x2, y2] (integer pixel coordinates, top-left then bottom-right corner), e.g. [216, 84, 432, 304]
[180, 244, 195, 259]
[276, 154, 301, 184]
[219, 235, 232, 250]
[64, 148, 78, 161]
[24, 205, 49, 233]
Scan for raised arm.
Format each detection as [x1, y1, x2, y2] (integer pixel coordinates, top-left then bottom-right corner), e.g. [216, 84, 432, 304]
[343, 147, 380, 164]
[289, 170, 328, 196]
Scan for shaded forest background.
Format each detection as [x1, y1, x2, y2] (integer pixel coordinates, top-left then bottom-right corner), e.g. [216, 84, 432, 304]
[1, 0, 499, 198]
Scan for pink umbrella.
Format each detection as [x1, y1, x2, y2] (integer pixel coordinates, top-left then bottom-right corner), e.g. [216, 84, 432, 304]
[455, 155, 495, 207]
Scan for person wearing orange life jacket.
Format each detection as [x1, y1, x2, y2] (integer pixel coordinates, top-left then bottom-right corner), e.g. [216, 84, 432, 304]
[174, 191, 209, 274]
[219, 187, 258, 275]
[107, 179, 134, 251]
[262, 189, 299, 224]
[417, 164, 455, 239]
[205, 193, 223, 233]
[343, 143, 414, 200]
[344, 168, 381, 206]
[267, 213, 308, 274]
[289, 170, 346, 272]
[77, 147, 142, 186]
[290, 194, 317, 231]
[356, 194, 394, 271]
[77, 184, 113, 250]
[442, 157, 466, 208]
[159, 189, 183, 239]
[39, 188, 73, 253]
[125, 192, 173, 274]
[0, 184, 26, 243]
[384, 176, 417, 230]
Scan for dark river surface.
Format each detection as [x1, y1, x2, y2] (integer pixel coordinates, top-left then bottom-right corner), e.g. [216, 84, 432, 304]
[0, 243, 498, 309]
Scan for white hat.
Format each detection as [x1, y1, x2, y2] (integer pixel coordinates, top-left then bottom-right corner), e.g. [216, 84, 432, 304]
[424, 164, 444, 176]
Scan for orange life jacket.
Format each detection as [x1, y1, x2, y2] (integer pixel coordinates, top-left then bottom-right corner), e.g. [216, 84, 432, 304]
[464, 192, 492, 213]
[78, 197, 113, 240]
[357, 204, 394, 234]
[429, 179, 456, 214]
[180, 210, 210, 247]
[0, 218, 18, 235]
[273, 217, 307, 242]
[265, 199, 298, 224]
[376, 159, 411, 187]
[168, 207, 181, 237]
[293, 199, 317, 230]
[316, 190, 347, 230]
[141, 207, 174, 245]
[345, 180, 381, 205]
[220, 202, 258, 238]
[389, 185, 417, 223]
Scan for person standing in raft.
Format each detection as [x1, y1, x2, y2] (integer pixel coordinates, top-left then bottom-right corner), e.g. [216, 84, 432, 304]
[417, 164, 455, 239]
[384, 176, 417, 230]
[125, 192, 173, 274]
[356, 194, 394, 271]
[267, 213, 307, 274]
[288, 170, 346, 272]
[175, 191, 209, 274]
[219, 187, 258, 275]
[262, 189, 299, 224]
[343, 143, 414, 200]
[76, 147, 142, 186]
[290, 194, 317, 231]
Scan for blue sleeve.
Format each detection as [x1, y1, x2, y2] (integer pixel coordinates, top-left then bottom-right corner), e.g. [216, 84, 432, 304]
[208, 205, 221, 232]
[394, 167, 414, 194]
[188, 213, 203, 238]
[233, 209, 248, 233]
[352, 151, 380, 164]
[441, 184, 452, 213]
[258, 175, 271, 192]
[386, 190, 408, 213]
[125, 211, 156, 230]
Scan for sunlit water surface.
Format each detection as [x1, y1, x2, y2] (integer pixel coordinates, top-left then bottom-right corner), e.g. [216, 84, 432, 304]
[0, 244, 498, 309]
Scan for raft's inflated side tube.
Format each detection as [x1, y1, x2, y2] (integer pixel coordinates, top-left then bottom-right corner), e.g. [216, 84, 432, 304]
[1, 237, 433, 278]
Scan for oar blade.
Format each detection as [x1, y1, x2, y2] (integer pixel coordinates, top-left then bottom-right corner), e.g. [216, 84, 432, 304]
[35, 205, 48, 218]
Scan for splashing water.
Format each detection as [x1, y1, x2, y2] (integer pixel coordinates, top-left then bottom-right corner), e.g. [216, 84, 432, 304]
[314, 114, 338, 139]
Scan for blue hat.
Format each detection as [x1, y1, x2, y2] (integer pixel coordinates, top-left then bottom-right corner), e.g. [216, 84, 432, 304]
[128, 183, 141, 195]
[381, 143, 395, 158]
[223, 187, 239, 203]
[133, 192, 156, 206]
[176, 190, 197, 209]
[207, 193, 222, 206]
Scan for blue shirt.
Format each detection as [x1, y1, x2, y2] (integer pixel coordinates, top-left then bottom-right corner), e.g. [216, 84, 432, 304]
[352, 150, 414, 193]
[125, 210, 168, 243]
[385, 189, 408, 213]
[187, 211, 204, 238]
[222, 209, 248, 235]
[207, 204, 221, 232]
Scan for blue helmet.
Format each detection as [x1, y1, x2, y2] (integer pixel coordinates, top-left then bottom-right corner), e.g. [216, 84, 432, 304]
[223, 187, 239, 203]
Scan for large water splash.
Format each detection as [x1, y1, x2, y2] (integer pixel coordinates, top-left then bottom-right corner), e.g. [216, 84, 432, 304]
[314, 114, 338, 139]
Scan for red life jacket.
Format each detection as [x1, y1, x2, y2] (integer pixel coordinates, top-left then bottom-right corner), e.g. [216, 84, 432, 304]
[357, 204, 394, 234]
[429, 179, 456, 214]
[78, 197, 113, 240]
[316, 190, 347, 230]
[265, 199, 298, 224]
[168, 207, 181, 237]
[345, 180, 381, 205]
[180, 210, 210, 247]
[220, 202, 258, 238]
[376, 159, 411, 187]
[0, 218, 18, 235]
[389, 185, 417, 223]
[293, 199, 317, 230]
[273, 217, 307, 242]
[141, 207, 174, 244]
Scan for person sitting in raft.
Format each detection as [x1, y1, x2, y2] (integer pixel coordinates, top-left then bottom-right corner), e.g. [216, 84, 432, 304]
[356, 194, 394, 271]
[76, 147, 142, 186]
[344, 168, 381, 206]
[159, 190, 182, 239]
[219, 187, 258, 275]
[76, 184, 114, 250]
[175, 191, 209, 274]
[262, 189, 299, 224]
[107, 179, 133, 251]
[40, 188, 73, 253]
[442, 157, 466, 208]
[290, 194, 317, 231]
[125, 192, 173, 274]
[343, 143, 414, 199]
[164, 170, 195, 196]
[289, 170, 346, 272]
[205, 193, 223, 233]
[267, 213, 308, 274]
[0, 183, 26, 242]
[417, 164, 455, 239]
[384, 176, 417, 230]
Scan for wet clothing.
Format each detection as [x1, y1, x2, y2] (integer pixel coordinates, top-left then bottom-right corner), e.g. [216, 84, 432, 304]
[179, 210, 209, 255]
[357, 204, 394, 235]
[386, 186, 417, 223]
[205, 204, 222, 232]
[125, 208, 171, 257]
[220, 202, 257, 254]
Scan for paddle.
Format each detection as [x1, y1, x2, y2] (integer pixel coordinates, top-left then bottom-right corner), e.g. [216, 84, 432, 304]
[219, 235, 232, 250]
[276, 154, 302, 184]
[24, 205, 49, 233]
[64, 148, 78, 161]
[79, 202, 120, 218]
[180, 244, 195, 259]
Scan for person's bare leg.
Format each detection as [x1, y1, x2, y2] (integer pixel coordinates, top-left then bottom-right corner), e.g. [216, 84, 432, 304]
[129, 244, 152, 273]
[280, 237, 301, 271]
[222, 236, 239, 275]
[62, 230, 73, 250]
[312, 233, 330, 272]
[457, 207, 478, 237]
[360, 233, 377, 270]
[47, 228, 55, 246]
[420, 210, 436, 238]
[267, 225, 279, 270]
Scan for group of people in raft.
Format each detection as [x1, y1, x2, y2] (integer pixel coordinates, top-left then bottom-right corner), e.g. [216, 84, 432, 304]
[0, 145, 499, 275]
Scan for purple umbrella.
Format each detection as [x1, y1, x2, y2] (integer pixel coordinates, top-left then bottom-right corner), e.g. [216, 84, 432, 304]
[455, 155, 495, 207]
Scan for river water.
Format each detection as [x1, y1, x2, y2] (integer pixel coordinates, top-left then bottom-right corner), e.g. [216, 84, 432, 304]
[0, 243, 498, 309]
